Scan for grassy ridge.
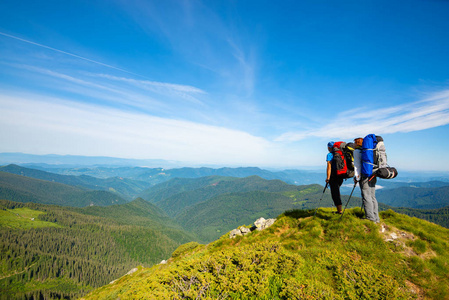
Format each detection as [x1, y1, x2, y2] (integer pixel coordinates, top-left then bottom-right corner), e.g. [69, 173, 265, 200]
[83, 208, 449, 299]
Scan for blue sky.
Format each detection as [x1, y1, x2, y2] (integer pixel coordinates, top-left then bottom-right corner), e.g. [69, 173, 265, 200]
[0, 0, 448, 170]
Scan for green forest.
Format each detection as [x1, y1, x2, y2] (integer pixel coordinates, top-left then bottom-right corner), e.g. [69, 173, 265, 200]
[0, 200, 193, 299]
[377, 185, 449, 209]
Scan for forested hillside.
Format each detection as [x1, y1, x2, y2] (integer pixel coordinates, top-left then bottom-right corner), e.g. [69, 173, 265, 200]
[377, 185, 449, 209]
[390, 205, 449, 228]
[174, 190, 299, 242]
[0, 199, 194, 299]
[0, 171, 127, 207]
[77, 198, 188, 237]
[150, 176, 303, 217]
[138, 175, 236, 204]
[142, 176, 358, 242]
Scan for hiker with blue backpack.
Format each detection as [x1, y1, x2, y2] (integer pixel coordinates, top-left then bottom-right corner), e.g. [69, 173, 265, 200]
[353, 134, 398, 223]
[353, 136, 379, 222]
[326, 141, 343, 214]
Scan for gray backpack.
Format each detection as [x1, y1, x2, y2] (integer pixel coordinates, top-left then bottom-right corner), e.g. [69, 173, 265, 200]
[374, 136, 398, 179]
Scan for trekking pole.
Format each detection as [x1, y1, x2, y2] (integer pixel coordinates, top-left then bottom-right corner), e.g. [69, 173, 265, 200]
[313, 183, 328, 218]
[339, 182, 357, 221]
[358, 180, 365, 212]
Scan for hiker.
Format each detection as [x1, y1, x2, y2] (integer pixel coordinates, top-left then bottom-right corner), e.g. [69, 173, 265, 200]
[326, 141, 343, 214]
[353, 136, 380, 223]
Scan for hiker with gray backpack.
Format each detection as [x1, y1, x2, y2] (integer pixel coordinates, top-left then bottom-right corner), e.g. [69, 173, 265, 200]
[353, 134, 398, 223]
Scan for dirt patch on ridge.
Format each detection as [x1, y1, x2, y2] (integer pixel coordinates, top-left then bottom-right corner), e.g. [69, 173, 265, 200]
[379, 224, 436, 259]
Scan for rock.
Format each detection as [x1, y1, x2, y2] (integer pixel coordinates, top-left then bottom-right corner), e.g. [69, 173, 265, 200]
[229, 217, 276, 238]
[160, 260, 167, 264]
[254, 217, 276, 231]
[229, 228, 243, 238]
[230, 218, 277, 238]
[239, 226, 251, 235]
[264, 218, 276, 228]
[126, 268, 138, 275]
[254, 217, 267, 229]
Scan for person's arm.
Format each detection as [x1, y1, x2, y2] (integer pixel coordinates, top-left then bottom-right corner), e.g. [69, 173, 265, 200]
[326, 160, 331, 183]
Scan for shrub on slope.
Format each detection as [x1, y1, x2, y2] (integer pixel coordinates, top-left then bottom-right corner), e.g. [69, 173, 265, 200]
[83, 208, 449, 299]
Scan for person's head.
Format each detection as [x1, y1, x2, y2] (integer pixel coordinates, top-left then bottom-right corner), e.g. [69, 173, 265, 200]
[354, 137, 363, 147]
[327, 141, 334, 152]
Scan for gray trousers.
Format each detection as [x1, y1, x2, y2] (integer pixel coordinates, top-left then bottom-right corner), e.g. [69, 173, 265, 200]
[360, 176, 379, 222]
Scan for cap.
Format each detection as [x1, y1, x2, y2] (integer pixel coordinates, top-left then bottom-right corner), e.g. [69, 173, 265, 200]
[327, 141, 334, 148]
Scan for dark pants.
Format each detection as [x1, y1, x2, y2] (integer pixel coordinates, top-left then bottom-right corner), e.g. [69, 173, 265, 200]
[329, 176, 343, 206]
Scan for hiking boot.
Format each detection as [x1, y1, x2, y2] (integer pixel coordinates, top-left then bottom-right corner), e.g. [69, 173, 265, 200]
[336, 205, 343, 214]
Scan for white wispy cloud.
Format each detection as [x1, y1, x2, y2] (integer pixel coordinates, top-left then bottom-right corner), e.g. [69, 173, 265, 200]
[117, 0, 257, 96]
[0, 94, 274, 165]
[5, 62, 209, 114]
[0, 31, 208, 107]
[276, 90, 449, 141]
[0, 31, 140, 77]
[93, 74, 206, 105]
[9, 64, 167, 110]
[227, 38, 256, 97]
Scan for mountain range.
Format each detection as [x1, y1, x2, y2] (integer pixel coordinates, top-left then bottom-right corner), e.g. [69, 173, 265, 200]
[0, 171, 127, 207]
[0, 164, 151, 200]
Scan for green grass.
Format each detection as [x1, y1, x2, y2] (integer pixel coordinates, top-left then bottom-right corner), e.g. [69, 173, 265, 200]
[84, 208, 449, 299]
[0, 208, 62, 229]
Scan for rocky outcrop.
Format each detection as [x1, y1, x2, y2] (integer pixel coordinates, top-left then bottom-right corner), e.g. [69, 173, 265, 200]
[229, 217, 276, 239]
[254, 217, 276, 231]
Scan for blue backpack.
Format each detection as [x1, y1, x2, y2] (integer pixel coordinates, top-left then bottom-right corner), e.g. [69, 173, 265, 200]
[362, 134, 398, 179]
[361, 134, 377, 177]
